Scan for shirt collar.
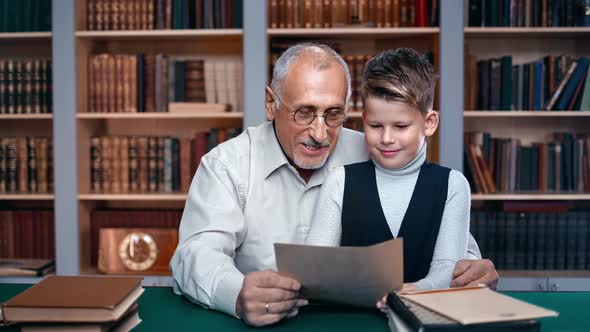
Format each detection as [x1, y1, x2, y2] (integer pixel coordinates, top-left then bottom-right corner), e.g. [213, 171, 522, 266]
[262, 121, 291, 179]
[261, 122, 352, 187]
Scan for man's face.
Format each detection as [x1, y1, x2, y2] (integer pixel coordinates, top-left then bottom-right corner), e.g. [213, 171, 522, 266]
[266, 59, 348, 170]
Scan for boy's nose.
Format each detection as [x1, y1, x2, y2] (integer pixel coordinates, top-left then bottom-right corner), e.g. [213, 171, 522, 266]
[381, 128, 396, 144]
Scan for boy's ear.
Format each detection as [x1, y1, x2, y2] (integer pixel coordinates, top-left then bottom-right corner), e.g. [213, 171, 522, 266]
[424, 110, 439, 137]
[265, 87, 276, 121]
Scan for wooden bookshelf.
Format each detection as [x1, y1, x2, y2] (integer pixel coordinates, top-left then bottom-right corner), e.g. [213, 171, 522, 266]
[75, 29, 242, 40]
[0, 114, 53, 120]
[78, 193, 187, 201]
[0, 194, 55, 201]
[472, 194, 590, 201]
[465, 27, 590, 39]
[268, 27, 439, 38]
[464, 111, 590, 118]
[0, 32, 52, 39]
[77, 112, 243, 120]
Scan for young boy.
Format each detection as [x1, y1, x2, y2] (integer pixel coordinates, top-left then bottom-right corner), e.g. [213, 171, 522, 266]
[306, 48, 471, 299]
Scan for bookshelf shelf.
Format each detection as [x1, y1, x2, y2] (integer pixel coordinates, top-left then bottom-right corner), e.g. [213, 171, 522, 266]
[80, 268, 173, 286]
[0, 114, 53, 120]
[76, 112, 243, 120]
[78, 193, 187, 201]
[499, 270, 590, 278]
[464, 111, 590, 118]
[464, 27, 590, 38]
[0, 194, 55, 201]
[0, 32, 52, 40]
[472, 194, 590, 201]
[75, 29, 243, 40]
[268, 27, 439, 38]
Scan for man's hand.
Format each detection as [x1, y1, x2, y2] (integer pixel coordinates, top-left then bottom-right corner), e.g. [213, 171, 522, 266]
[236, 270, 309, 327]
[451, 259, 499, 290]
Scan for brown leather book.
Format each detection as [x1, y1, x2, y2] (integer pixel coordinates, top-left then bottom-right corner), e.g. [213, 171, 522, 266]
[270, 0, 279, 28]
[180, 138, 191, 193]
[384, 0, 392, 27]
[313, 0, 323, 28]
[0, 258, 54, 277]
[90, 137, 102, 192]
[1, 276, 143, 323]
[147, 137, 158, 192]
[391, 0, 401, 28]
[119, 137, 129, 193]
[0, 138, 5, 193]
[88, 0, 96, 30]
[20, 305, 140, 332]
[143, 55, 156, 112]
[17, 137, 28, 193]
[111, 137, 121, 194]
[376, 0, 384, 27]
[100, 137, 112, 193]
[303, 0, 312, 28]
[137, 137, 148, 192]
[128, 137, 139, 192]
[115, 56, 124, 113]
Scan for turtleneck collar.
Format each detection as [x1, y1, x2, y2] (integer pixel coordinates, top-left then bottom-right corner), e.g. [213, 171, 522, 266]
[372, 141, 427, 177]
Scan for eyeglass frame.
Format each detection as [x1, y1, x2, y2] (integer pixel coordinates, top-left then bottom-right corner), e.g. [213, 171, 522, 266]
[268, 88, 348, 128]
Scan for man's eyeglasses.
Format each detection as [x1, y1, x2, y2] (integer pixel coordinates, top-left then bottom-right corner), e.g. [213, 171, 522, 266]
[270, 90, 347, 128]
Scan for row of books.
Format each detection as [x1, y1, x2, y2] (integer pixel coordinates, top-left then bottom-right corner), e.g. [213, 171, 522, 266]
[466, 54, 590, 111]
[88, 54, 243, 113]
[90, 209, 182, 266]
[0, 137, 53, 194]
[90, 129, 241, 193]
[87, 0, 243, 30]
[268, 0, 439, 28]
[471, 210, 590, 270]
[468, 0, 590, 27]
[464, 132, 590, 194]
[0, 209, 55, 260]
[0, 0, 52, 32]
[0, 59, 53, 114]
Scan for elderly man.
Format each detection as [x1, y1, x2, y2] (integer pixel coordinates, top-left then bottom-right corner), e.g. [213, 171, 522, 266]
[170, 43, 498, 327]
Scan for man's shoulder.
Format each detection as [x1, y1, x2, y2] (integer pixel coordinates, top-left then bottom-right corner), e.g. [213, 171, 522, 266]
[204, 127, 254, 166]
[331, 127, 369, 164]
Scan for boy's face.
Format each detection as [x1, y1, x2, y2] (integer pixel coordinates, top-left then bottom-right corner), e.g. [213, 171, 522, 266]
[363, 97, 438, 170]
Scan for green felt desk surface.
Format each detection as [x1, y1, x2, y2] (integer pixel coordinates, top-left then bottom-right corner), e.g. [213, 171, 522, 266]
[1, 284, 588, 331]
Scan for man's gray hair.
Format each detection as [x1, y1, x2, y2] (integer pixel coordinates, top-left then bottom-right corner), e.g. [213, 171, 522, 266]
[269, 43, 352, 109]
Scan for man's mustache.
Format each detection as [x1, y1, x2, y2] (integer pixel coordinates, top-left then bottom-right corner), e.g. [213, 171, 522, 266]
[300, 139, 330, 149]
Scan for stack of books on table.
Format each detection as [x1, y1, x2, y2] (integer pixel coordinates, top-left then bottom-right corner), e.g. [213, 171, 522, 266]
[0, 276, 143, 331]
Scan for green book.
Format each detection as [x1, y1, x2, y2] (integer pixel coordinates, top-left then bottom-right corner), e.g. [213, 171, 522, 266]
[579, 68, 590, 110]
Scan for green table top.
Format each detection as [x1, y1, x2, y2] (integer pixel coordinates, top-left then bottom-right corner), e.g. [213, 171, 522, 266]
[1, 284, 588, 331]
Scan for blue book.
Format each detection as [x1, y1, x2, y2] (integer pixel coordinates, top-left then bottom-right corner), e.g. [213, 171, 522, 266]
[533, 61, 544, 111]
[556, 57, 590, 110]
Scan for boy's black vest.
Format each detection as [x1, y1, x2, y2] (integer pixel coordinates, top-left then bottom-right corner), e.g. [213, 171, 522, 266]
[341, 160, 450, 283]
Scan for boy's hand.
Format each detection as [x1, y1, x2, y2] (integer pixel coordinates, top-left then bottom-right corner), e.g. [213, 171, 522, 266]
[376, 283, 417, 314]
[451, 259, 499, 290]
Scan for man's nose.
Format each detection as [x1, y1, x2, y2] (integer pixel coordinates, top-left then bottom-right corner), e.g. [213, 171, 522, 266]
[309, 116, 328, 143]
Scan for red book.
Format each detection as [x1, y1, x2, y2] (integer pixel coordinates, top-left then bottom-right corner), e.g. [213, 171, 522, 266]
[415, 0, 427, 27]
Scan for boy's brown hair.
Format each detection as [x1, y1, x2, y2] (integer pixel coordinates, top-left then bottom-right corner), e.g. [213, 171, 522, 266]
[361, 48, 437, 114]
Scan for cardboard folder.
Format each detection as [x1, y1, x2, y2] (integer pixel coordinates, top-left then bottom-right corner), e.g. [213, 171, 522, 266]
[274, 238, 403, 307]
[399, 285, 559, 325]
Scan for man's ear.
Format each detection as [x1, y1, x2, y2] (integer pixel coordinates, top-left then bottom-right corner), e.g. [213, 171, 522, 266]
[265, 87, 276, 121]
[424, 110, 439, 137]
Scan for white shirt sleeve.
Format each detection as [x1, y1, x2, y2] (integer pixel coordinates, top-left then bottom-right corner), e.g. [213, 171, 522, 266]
[169, 154, 247, 317]
[305, 167, 345, 246]
[414, 170, 472, 290]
